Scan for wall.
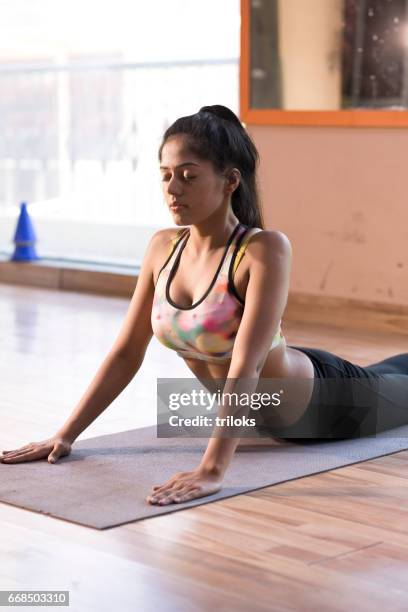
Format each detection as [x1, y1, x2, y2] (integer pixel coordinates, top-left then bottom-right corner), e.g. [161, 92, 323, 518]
[249, 124, 408, 307]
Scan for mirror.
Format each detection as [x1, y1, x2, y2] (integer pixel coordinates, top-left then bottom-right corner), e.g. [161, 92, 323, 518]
[250, 0, 408, 110]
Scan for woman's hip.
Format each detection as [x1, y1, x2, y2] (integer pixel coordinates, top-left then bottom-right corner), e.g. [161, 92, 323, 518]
[255, 345, 408, 440]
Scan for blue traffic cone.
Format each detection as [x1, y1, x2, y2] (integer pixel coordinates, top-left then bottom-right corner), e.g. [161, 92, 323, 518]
[11, 202, 40, 262]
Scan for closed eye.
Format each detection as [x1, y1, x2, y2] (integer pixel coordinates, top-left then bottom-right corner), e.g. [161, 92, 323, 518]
[161, 175, 197, 182]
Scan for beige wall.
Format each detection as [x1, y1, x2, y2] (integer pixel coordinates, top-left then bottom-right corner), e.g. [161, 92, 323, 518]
[249, 125, 408, 307]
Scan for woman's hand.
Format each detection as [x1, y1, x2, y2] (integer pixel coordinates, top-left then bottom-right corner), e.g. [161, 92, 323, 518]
[0, 437, 72, 464]
[146, 467, 223, 505]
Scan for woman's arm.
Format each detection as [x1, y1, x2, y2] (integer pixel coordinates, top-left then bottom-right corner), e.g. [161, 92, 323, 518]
[199, 230, 292, 475]
[57, 228, 182, 442]
[1, 230, 173, 463]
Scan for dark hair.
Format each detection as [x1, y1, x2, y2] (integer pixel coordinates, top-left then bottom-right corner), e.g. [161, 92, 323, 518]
[158, 104, 265, 229]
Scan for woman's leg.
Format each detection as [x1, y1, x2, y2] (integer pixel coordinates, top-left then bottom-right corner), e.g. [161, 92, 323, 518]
[364, 353, 408, 376]
[361, 353, 408, 434]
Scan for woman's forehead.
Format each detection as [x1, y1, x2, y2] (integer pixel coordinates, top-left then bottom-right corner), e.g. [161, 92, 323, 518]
[161, 136, 196, 159]
[160, 135, 217, 172]
[160, 147, 212, 171]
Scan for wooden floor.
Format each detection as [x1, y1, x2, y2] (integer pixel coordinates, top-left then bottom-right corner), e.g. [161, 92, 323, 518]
[1, 283, 408, 612]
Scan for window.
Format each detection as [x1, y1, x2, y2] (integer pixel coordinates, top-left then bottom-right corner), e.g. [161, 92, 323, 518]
[0, 0, 240, 263]
[241, 0, 408, 126]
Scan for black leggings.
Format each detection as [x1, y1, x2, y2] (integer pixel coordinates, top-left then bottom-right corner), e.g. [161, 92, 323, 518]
[257, 345, 408, 441]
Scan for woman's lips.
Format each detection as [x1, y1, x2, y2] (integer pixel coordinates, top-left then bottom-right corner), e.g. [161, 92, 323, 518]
[170, 204, 186, 211]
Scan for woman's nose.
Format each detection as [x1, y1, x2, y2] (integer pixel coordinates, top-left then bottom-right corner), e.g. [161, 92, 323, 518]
[167, 177, 182, 195]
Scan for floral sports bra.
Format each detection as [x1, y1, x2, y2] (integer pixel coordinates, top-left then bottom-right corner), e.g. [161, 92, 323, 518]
[151, 222, 285, 364]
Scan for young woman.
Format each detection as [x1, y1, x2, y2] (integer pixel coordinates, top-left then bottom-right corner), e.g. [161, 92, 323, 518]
[2, 105, 408, 507]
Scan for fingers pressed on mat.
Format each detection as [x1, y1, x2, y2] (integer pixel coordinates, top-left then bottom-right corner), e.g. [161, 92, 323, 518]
[1, 453, 30, 461]
[151, 483, 178, 494]
[1, 450, 42, 462]
[1, 448, 35, 457]
[160, 486, 199, 501]
[1, 445, 31, 455]
[175, 492, 198, 502]
[172, 485, 193, 497]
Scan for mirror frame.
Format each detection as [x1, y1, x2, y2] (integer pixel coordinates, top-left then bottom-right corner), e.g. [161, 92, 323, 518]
[240, 0, 408, 127]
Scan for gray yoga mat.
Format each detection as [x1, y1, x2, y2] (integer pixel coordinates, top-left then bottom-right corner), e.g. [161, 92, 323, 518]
[1, 424, 408, 530]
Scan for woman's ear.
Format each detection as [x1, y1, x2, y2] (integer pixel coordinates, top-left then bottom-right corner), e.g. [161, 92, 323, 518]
[225, 168, 241, 193]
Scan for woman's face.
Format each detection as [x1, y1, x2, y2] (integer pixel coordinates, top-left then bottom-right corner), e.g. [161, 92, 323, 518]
[160, 134, 236, 225]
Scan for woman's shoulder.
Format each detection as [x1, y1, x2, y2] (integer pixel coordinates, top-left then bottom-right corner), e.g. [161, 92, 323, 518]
[147, 227, 189, 284]
[153, 225, 188, 238]
[242, 228, 292, 258]
[148, 226, 189, 267]
[151, 226, 188, 248]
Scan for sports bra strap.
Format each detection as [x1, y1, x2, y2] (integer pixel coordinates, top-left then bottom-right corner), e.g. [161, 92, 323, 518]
[232, 228, 263, 277]
[167, 226, 263, 275]
[168, 228, 189, 256]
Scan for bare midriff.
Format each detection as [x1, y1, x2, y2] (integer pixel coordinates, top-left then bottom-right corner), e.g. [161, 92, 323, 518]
[182, 338, 316, 427]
